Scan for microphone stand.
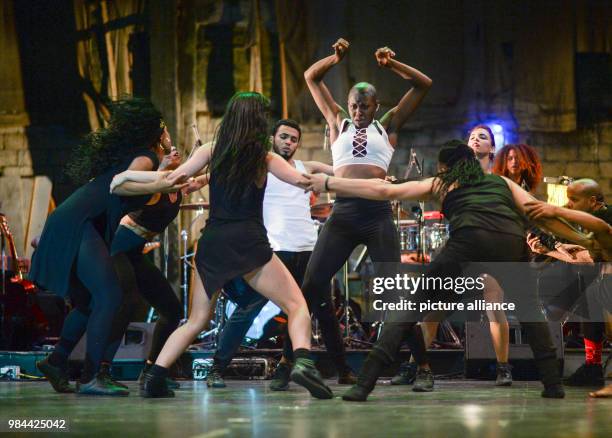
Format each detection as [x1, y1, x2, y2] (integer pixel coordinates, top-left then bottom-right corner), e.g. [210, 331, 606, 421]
[404, 148, 426, 264]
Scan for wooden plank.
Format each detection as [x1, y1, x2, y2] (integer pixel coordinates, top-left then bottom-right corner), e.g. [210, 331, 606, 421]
[24, 176, 53, 259]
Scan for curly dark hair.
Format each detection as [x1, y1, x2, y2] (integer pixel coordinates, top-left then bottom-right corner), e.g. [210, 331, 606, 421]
[435, 140, 484, 196]
[66, 98, 164, 184]
[209, 92, 271, 199]
[493, 143, 542, 192]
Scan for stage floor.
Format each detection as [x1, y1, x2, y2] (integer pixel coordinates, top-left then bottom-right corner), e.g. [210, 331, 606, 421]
[1, 380, 610, 437]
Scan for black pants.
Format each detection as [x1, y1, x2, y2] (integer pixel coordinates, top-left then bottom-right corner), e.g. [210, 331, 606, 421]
[300, 197, 400, 370]
[369, 228, 561, 386]
[53, 221, 123, 381]
[213, 251, 310, 369]
[104, 226, 182, 363]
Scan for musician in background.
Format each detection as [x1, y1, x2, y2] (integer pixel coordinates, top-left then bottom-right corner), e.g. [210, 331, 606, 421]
[529, 178, 611, 388]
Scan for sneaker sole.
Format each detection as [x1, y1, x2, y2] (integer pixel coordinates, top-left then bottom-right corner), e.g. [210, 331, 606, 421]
[269, 383, 290, 391]
[77, 390, 130, 397]
[139, 389, 175, 398]
[412, 386, 434, 392]
[290, 370, 333, 399]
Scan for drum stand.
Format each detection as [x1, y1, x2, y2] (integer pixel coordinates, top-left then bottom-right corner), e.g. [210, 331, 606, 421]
[338, 256, 371, 347]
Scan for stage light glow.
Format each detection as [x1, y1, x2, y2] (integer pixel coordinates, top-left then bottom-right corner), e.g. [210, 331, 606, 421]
[489, 123, 505, 147]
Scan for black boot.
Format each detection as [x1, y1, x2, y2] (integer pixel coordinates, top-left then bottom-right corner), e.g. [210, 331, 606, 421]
[495, 362, 513, 387]
[542, 384, 565, 398]
[270, 362, 291, 391]
[290, 357, 333, 399]
[390, 362, 417, 386]
[99, 363, 128, 390]
[36, 357, 75, 393]
[342, 354, 385, 402]
[536, 357, 565, 398]
[140, 366, 175, 398]
[564, 364, 604, 387]
[412, 368, 434, 392]
[139, 363, 180, 390]
[206, 366, 226, 388]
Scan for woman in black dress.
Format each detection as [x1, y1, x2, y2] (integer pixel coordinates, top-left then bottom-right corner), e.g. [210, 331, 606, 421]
[32, 99, 181, 396]
[305, 141, 593, 401]
[111, 92, 333, 399]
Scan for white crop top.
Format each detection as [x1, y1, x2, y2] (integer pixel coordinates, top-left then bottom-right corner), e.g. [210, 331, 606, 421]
[331, 119, 394, 172]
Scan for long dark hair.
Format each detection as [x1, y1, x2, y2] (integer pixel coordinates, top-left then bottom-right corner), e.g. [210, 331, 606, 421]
[435, 140, 484, 196]
[493, 143, 542, 191]
[209, 92, 271, 198]
[67, 98, 164, 184]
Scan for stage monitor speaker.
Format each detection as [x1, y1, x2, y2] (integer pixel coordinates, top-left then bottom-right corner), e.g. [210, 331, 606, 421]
[465, 321, 563, 360]
[69, 322, 155, 361]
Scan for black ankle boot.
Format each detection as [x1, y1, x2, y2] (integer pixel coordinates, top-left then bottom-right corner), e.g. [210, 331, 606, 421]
[534, 356, 565, 398]
[542, 384, 565, 399]
[36, 357, 75, 393]
[290, 357, 333, 399]
[99, 363, 128, 390]
[342, 354, 385, 402]
[140, 367, 175, 398]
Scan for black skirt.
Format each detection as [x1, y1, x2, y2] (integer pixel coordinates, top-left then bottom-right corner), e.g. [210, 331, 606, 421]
[195, 219, 273, 297]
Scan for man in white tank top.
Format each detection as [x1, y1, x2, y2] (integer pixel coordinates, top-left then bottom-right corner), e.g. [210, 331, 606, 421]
[206, 119, 338, 390]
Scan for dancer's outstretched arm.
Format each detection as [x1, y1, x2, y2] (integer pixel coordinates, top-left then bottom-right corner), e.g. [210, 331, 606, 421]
[503, 177, 595, 249]
[267, 153, 310, 187]
[111, 145, 212, 194]
[304, 173, 434, 201]
[525, 200, 612, 250]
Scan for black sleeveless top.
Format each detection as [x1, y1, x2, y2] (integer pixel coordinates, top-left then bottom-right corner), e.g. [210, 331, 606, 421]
[442, 174, 525, 238]
[207, 172, 266, 223]
[29, 151, 159, 296]
[128, 191, 182, 233]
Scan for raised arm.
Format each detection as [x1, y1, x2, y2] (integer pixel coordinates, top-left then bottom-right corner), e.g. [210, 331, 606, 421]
[267, 153, 309, 187]
[377, 48, 432, 146]
[305, 173, 434, 201]
[503, 177, 594, 248]
[304, 38, 350, 143]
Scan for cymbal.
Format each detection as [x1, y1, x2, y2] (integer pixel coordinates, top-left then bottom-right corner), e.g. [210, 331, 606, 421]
[180, 202, 210, 210]
[310, 202, 334, 219]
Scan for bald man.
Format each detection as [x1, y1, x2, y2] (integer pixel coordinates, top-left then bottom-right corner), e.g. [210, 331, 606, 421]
[564, 178, 611, 387]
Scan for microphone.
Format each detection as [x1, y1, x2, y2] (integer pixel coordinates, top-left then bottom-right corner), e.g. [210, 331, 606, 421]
[411, 148, 422, 175]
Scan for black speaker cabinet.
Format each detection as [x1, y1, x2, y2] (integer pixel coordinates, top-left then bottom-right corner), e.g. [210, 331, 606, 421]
[465, 321, 564, 360]
[69, 322, 155, 361]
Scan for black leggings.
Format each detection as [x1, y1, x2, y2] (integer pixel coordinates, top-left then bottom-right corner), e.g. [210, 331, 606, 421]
[105, 226, 182, 363]
[370, 228, 561, 386]
[301, 197, 400, 370]
[52, 221, 123, 382]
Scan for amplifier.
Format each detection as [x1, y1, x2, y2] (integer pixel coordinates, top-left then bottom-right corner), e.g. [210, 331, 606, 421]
[192, 357, 274, 380]
[69, 322, 155, 361]
[465, 321, 564, 360]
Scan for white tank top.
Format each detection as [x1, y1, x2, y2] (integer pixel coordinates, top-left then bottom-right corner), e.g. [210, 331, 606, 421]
[263, 160, 317, 252]
[332, 119, 394, 172]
